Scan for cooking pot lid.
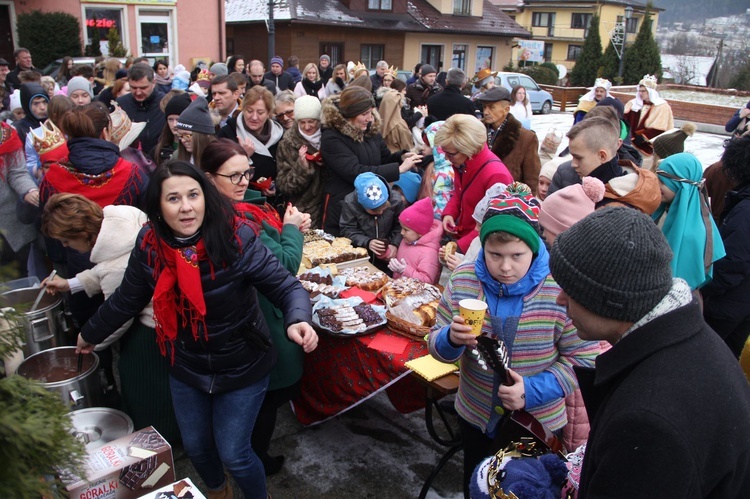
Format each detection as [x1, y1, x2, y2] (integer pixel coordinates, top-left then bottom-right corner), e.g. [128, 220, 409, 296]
[68, 408, 134, 450]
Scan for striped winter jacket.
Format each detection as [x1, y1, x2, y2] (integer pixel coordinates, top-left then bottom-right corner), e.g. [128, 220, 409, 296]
[428, 262, 599, 433]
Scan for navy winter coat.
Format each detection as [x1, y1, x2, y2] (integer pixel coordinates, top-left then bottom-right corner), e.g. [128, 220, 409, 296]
[81, 222, 312, 394]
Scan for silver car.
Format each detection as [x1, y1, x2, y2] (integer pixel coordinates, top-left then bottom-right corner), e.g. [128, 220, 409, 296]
[495, 72, 554, 114]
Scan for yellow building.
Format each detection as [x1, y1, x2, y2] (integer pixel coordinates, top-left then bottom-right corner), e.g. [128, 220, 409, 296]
[492, 0, 661, 70]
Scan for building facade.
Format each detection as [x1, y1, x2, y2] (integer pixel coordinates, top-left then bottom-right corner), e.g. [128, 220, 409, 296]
[225, 0, 530, 77]
[4, 0, 224, 69]
[492, 0, 661, 70]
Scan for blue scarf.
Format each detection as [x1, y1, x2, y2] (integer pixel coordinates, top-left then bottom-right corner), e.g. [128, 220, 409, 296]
[652, 153, 725, 289]
[474, 239, 550, 323]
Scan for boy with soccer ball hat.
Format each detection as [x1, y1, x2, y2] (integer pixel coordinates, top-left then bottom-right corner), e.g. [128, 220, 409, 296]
[340, 172, 406, 274]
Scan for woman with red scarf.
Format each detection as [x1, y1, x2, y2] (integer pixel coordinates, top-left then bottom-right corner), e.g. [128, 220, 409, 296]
[200, 138, 310, 476]
[76, 160, 317, 499]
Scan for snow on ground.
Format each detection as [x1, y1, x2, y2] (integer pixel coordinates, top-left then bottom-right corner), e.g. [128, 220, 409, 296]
[530, 111, 728, 168]
[659, 89, 748, 109]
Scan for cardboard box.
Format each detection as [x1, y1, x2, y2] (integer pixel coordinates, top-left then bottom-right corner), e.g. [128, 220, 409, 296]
[60, 426, 175, 499]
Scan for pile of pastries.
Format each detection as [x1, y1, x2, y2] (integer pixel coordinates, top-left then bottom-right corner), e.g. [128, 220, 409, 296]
[302, 235, 368, 268]
[298, 272, 346, 299]
[382, 277, 442, 327]
[339, 266, 389, 291]
[317, 302, 383, 332]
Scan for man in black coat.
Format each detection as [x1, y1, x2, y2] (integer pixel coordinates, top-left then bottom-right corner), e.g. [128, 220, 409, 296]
[116, 63, 165, 155]
[405, 64, 442, 110]
[550, 207, 750, 499]
[248, 60, 278, 95]
[264, 56, 295, 92]
[6, 48, 41, 91]
[426, 67, 474, 121]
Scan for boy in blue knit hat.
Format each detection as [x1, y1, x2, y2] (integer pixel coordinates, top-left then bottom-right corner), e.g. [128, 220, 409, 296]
[340, 172, 405, 274]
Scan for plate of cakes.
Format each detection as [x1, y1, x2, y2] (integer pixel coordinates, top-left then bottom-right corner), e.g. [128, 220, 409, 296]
[297, 267, 349, 302]
[312, 296, 387, 337]
[301, 231, 369, 270]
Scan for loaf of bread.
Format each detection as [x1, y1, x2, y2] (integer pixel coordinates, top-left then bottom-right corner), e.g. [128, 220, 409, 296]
[444, 241, 457, 257]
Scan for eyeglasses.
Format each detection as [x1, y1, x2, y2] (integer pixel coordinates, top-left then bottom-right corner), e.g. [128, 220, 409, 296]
[276, 109, 294, 120]
[213, 169, 254, 185]
[441, 148, 461, 160]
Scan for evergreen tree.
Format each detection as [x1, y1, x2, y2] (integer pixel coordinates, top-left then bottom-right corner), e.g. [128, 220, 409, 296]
[570, 15, 603, 86]
[601, 40, 620, 83]
[622, 4, 662, 84]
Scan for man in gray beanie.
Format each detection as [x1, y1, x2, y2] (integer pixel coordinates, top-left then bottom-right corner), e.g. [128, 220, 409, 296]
[550, 206, 750, 498]
[405, 62, 442, 110]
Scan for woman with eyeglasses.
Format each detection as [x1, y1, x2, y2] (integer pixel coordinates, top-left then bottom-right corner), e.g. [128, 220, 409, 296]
[200, 138, 311, 476]
[434, 113, 513, 254]
[218, 86, 285, 212]
[273, 90, 296, 130]
[174, 96, 216, 170]
[76, 159, 317, 499]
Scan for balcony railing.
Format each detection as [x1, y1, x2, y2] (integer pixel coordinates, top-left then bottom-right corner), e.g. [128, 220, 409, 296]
[521, 21, 630, 41]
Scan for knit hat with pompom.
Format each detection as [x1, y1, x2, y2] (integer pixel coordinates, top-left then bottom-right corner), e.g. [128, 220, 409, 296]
[539, 177, 605, 240]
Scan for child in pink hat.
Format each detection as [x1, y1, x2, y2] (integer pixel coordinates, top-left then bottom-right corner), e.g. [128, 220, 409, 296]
[388, 197, 444, 283]
[538, 176, 605, 245]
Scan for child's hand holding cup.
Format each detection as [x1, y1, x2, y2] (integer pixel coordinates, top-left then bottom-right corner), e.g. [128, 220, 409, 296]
[459, 299, 488, 336]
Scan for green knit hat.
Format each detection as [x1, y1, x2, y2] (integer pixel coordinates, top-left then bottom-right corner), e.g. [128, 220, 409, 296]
[480, 194, 541, 254]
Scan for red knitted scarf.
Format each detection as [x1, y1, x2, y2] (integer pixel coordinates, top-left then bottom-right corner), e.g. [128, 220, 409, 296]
[142, 228, 209, 364]
[234, 201, 283, 234]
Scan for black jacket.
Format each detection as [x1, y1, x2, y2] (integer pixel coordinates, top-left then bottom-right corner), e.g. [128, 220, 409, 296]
[319, 95, 403, 236]
[548, 156, 624, 196]
[251, 80, 278, 95]
[6, 66, 41, 91]
[702, 183, 750, 324]
[405, 78, 442, 109]
[81, 222, 312, 394]
[576, 298, 750, 498]
[426, 85, 475, 121]
[264, 71, 295, 92]
[116, 88, 166, 155]
[319, 66, 333, 85]
[16, 82, 47, 145]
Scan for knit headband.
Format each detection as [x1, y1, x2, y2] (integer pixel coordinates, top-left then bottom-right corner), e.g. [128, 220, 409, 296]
[340, 96, 375, 119]
[480, 214, 541, 255]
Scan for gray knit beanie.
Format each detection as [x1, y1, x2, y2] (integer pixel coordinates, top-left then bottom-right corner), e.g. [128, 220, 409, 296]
[549, 206, 673, 322]
[176, 96, 216, 135]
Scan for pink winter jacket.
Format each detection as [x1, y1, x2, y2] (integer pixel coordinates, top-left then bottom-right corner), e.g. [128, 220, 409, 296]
[563, 341, 610, 452]
[393, 219, 443, 284]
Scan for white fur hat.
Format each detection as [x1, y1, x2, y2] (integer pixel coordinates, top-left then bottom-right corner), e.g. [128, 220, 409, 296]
[294, 95, 321, 121]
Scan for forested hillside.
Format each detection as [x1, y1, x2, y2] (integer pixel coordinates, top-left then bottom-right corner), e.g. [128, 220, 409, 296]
[653, 0, 748, 23]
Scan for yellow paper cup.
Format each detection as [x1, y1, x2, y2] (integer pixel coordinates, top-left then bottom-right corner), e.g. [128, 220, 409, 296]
[459, 299, 488, 336]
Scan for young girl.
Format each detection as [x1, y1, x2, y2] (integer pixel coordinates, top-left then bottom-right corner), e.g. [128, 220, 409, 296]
[340, 172, 405, 274]
[509, 85, 533, 129]
[428, 193, 599, 496]
[388, 197, 443, 284]
[653, 152, 725, 290]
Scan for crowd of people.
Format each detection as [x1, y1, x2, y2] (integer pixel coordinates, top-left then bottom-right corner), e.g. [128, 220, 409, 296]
[1, 46, 749, 498]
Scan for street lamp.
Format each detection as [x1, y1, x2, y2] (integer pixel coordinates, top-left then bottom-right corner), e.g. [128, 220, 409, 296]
[268, 0, 276, 64]
[617, 5, 634, 82]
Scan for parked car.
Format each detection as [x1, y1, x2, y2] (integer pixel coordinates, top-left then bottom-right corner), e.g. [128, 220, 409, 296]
[495, 72, 553, 114]
[41, 57, 128, 79]
[369, 69, 413, 82]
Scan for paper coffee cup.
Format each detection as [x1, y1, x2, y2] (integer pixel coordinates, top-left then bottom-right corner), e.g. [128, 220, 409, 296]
[459, 299, 488, 336]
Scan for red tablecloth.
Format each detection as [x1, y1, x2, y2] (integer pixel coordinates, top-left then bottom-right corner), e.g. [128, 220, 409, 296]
[291, 328, 430, 426]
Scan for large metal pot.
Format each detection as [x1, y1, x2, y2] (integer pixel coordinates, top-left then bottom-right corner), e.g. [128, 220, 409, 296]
[16, 347, 103, 409]
[68, 408, 133, 450]
[1, 286, 68, 357]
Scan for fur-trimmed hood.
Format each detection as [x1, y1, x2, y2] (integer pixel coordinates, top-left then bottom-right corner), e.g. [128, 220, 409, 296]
[321, 94, 382, 143]
[490, 113, 523, 160]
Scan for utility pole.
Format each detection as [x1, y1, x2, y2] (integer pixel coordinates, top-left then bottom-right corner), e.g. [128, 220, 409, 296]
[617, 5, 634, 83]
[268, 0, 275, 63]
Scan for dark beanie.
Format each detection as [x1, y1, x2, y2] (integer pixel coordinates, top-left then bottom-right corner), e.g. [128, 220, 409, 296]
[549, 206, 673, 322]
[165, 93, 192, 118]
[653, 122, 697, 159]
[339, 85, 375, 119]
[176, 96, 215, 135]
[349, 74, 373, 92]
[420, 64, 437, 76]
[596, 97, 624, 119]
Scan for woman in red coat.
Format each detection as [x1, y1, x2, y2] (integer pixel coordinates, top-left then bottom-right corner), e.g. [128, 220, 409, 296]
[434, 114, 513, 253]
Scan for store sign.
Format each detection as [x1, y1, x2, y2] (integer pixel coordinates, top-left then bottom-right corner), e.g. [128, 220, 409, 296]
[518, 40, 544, 63]
[81, 0, 176, 5]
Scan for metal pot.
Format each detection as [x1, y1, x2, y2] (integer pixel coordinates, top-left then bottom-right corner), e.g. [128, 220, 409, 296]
[16, 347, 103, 409]
[1, 286, 68, 357]
[68, 408, 133, 450]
